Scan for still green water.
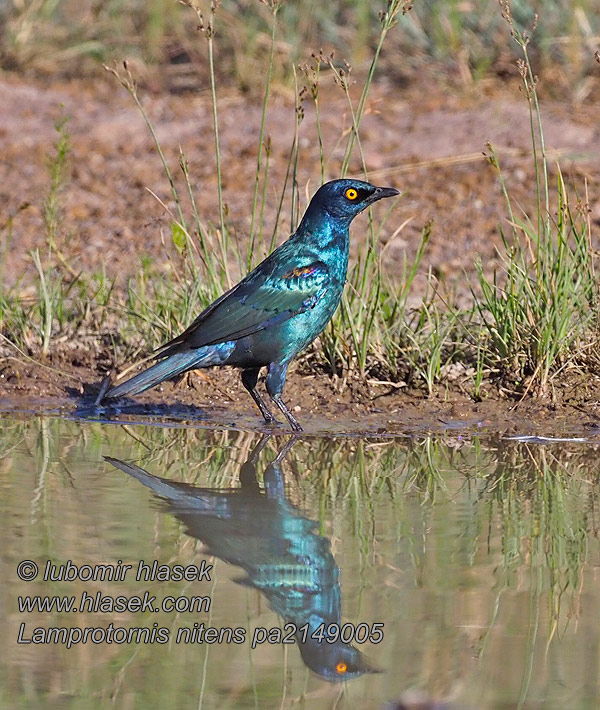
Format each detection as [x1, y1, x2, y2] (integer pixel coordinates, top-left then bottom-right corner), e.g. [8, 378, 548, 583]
[1, 416, 599, 709]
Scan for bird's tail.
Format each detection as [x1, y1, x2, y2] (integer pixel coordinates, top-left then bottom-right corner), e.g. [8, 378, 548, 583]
[103, 343, 234, 400]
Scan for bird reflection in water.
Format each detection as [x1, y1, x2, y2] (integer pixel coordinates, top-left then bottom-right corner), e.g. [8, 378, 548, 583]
[106, 436, 378, 681]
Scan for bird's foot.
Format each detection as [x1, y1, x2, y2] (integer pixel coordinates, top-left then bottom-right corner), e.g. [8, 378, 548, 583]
[271, 395, 303, 433]
[261, 411, 276, 425]
[286, 415, 303, 433]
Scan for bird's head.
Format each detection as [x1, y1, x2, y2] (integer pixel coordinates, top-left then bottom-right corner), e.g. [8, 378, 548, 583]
[309, 179, 399, 224]
[297, 636, 382, 682]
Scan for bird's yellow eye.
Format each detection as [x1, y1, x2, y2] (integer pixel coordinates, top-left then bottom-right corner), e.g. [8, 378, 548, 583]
[345, 188, 358, 201]
[336, 662, 348, 675]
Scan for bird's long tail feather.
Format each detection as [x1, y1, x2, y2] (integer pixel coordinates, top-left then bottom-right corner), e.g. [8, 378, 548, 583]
[105, 457, 222, 511]
[104, 344, 233, 400]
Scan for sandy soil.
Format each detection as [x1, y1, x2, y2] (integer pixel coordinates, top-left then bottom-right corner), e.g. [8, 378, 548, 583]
[2, 70, 600, 432]
[2, 72, 599, 290]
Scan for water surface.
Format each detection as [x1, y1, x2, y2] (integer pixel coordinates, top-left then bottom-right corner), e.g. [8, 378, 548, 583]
[2, 417, 600, 709]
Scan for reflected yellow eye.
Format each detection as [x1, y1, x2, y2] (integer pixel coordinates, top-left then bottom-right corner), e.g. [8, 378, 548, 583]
[336, 662, 348, 674]
[345, 188, 358, 201]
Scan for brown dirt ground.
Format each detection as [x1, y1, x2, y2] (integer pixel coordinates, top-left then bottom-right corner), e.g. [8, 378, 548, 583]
[2, 363, 600, 437]
[2, 69, 600, 434]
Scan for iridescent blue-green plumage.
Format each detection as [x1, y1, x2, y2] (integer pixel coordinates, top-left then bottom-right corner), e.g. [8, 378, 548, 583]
[102, 179, 399, 430]
[106, 436, 379, 680]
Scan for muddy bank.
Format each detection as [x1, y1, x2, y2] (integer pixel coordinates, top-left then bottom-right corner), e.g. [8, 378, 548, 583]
[3, 350, 600, 437]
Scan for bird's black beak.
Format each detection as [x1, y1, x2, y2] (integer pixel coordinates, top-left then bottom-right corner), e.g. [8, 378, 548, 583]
[367, 185, 400, 204]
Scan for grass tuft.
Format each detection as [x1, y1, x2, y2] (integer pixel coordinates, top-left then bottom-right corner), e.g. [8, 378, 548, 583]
[472, 9, 599, 396]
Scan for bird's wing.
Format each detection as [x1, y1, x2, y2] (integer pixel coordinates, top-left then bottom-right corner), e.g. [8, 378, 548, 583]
[160, 260, 330, 352]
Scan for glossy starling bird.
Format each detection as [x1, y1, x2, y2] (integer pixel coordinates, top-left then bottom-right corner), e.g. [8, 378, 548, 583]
[106, 435, 378, 680]
[101, 179, 399, 430]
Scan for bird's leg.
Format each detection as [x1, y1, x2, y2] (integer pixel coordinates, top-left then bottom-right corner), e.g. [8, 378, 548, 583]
[241, 368, 275, 424]
[263, 436, 299, 499]
[265, 362, 303, 432]
[239, 434, 272, 490]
